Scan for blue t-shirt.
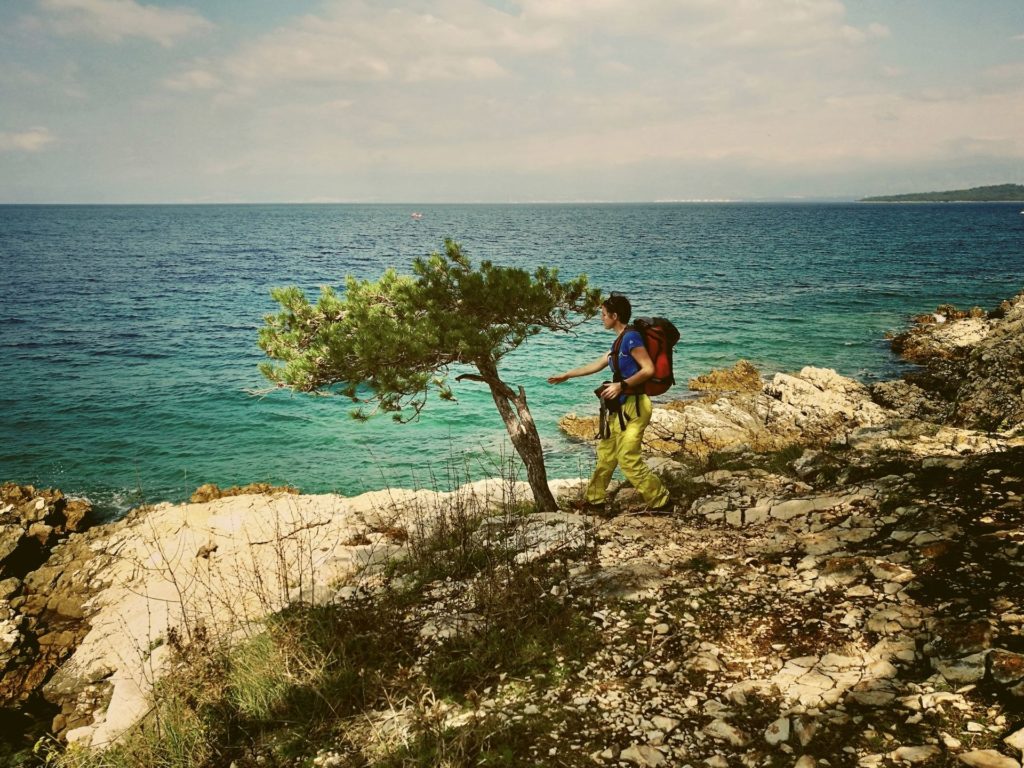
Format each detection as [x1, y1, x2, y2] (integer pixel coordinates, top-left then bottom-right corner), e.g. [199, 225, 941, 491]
[609, 329, 643, 401]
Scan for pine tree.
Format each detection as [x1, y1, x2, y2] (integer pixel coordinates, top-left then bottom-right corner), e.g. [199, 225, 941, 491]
[258, 239, 601, 511]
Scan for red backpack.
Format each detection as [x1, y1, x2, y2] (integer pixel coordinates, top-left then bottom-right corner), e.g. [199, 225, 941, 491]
[611, 317, 680, 396]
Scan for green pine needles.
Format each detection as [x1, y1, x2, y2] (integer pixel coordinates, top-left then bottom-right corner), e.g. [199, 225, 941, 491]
[259, 239, 601, 510]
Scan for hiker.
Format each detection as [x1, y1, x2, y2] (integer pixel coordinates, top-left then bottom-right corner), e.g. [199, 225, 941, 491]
[548, 292, 672, 513]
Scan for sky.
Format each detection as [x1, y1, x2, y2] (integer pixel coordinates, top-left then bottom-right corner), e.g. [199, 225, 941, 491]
[1, 0, 1023, 203]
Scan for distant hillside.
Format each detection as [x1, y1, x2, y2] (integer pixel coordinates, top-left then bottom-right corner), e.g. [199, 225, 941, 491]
[862, 183, 1024, 202]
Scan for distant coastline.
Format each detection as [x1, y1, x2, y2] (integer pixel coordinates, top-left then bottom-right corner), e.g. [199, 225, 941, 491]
[861, 183, 1024, 203]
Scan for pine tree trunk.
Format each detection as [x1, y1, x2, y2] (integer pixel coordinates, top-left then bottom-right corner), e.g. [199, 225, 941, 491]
[477, 361, 559, 512]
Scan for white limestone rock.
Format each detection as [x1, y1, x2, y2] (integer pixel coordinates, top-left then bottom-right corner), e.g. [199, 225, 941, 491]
[46, 478, 578, 749]
[889, 745, 941, 764]
[765, 716, 791, 745]
[957, 750, 1021, 768]
[620, 744, 667, 767]
[703, 718, 749, 747]
[1006, 729, 1024, 754]
[933, 652, 990, 685]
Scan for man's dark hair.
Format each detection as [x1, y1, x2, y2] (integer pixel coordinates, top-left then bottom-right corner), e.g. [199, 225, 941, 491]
[603, 293, 631, 324]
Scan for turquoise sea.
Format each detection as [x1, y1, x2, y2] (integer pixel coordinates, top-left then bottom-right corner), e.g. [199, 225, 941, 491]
[1, 203, 1022, 518]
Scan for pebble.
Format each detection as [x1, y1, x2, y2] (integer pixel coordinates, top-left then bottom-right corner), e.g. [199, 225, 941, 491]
[1005, 728, 1024, 752]
[652, 716, 680, 733]
[765, 716, 791, 745]
[889, 746, 941, 764]
[621, 744, 666, 767]
[793, 717, 818, 747]
[704, 719, 749, 747]
[957, 750, 1021, 768]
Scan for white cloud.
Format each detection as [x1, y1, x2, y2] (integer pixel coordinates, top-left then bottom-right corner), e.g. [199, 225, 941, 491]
[0, 128, 56, 152]
[212, 0, 557, 89]
[945, 135, 1017, 158]
[38, 0, 212, 47]
[249, 79, 1024, 182]
[147, 0, 921, 186]
[163, 68, 221, 91]
[516, 0, 886, 54]
[7, 0, 1015, 202]
[179, 0, 890, 96]
[985, 61, 1024, 81]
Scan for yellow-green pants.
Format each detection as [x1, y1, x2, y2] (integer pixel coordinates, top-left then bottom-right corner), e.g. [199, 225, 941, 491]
[586, 394, 670, 507]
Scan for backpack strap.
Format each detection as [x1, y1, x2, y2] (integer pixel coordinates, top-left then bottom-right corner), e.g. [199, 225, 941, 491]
[610, 330, 626, 383]
[611, 327, 639, 393]
[609, 330, 641, 427]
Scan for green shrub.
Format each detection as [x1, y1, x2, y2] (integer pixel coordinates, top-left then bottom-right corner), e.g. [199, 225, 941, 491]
[226, 631, 295, 721]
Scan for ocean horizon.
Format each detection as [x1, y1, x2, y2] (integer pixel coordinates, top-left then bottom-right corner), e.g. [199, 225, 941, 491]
[2, 202, 1021, 518]
[3, 198, 969, 206]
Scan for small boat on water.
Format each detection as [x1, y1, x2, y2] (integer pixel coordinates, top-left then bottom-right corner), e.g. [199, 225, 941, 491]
[411, 212, 423, 220]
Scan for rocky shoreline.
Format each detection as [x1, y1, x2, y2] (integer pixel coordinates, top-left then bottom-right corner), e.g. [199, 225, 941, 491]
[560, 291, 1023, 460]
[1, 289, 1022, 766]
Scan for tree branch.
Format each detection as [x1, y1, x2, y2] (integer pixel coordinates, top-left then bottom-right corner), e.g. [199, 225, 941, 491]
[455, 372, 517, 400]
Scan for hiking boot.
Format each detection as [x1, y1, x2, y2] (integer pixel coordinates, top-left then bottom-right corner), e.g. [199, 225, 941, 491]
[568, 498, 606, 514]
[619, 499, 674, 517]
[645, 499, 675, 516]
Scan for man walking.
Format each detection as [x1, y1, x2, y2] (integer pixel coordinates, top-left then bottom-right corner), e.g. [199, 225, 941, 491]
[548, 293, 672, 513]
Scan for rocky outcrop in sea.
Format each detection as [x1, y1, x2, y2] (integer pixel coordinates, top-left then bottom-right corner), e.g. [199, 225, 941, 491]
[881, 293, 1024, 431]
[2, 289, 1022, 767]
[0, 486, 93, 730]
